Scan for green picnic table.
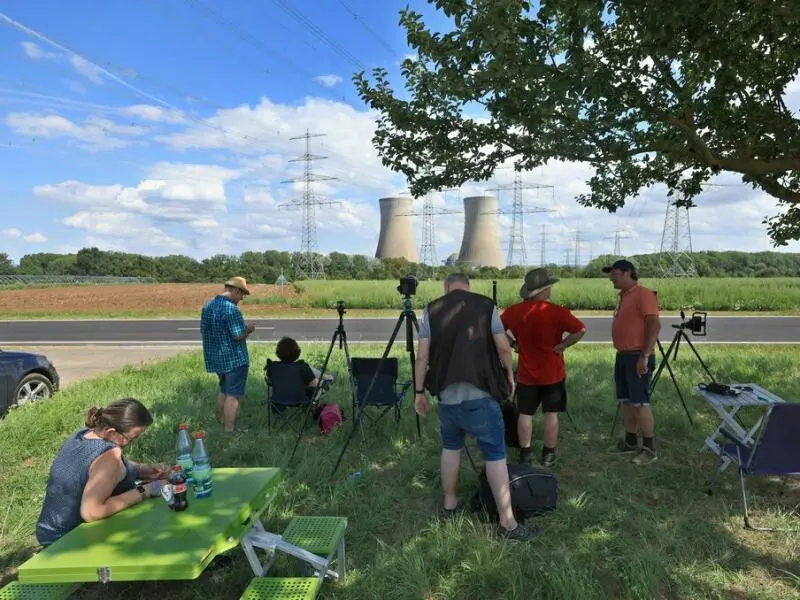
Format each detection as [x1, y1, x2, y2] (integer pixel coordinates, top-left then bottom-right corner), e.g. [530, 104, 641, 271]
[17, 467, 282, 585]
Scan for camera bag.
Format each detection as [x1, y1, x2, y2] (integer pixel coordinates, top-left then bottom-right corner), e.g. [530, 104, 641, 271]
[470, 463, 558, 523]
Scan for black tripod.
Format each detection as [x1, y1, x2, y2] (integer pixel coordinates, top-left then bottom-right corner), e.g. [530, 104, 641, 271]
[330, 287, 478, 478]
[288, 301, 354, 463]
[610, 311, 712, 436]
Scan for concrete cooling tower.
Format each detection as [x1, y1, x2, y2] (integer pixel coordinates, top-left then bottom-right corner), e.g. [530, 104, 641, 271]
[458, 195, 504, 269]
[374, 196, 418, 262]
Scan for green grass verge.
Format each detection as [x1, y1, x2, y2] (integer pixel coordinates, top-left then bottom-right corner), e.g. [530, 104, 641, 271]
[1, 345, 799, 599]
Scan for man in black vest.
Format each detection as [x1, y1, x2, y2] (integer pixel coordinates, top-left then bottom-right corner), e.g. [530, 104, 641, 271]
[414, 272, 539, 541]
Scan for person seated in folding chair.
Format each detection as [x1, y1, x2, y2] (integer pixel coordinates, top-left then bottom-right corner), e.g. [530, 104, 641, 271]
[274, 337, 334, 410]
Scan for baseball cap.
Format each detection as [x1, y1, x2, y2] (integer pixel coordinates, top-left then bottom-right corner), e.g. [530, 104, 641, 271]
[601, 259, 637, 275]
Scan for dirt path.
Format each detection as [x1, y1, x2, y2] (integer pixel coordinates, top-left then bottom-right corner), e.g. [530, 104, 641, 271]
[10, 345, 196, 387]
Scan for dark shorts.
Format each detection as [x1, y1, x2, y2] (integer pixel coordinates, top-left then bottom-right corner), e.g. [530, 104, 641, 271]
[438, 396, 506, 462]
[218, 364, 249, 397]
[614, 352, 656, 407]
[516, 381, 567, 415]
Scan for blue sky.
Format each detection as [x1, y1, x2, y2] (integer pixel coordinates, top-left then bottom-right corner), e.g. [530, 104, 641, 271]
[1, 1, 798, 267]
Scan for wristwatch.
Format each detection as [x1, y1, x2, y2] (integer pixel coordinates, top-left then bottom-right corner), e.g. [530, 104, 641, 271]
[136, 484, 147, 499]
[415, 389, 425, 395]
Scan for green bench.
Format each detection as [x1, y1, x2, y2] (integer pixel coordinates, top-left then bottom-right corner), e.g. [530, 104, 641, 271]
[240, 515, 347, 599]
[0, 582, 79, 600]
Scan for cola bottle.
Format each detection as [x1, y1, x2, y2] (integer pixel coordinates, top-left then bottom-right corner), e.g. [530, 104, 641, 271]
[168, 465, 189, 512]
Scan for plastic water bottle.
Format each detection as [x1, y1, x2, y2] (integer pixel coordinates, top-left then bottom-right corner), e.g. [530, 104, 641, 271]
[191, 431, 212, 499]
[176, 424, 194, 483]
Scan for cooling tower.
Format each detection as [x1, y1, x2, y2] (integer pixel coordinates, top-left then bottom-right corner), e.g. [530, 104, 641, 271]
[374, 196, 418, 262]
[458, 195, 504, 269]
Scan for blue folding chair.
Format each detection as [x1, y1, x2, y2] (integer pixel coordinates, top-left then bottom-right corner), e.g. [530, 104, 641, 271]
[706, 402, 800, 531]
[350, 357, 412, 433]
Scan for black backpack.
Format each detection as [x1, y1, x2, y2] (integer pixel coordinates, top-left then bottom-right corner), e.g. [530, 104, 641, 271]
[470, 463, 558, 523]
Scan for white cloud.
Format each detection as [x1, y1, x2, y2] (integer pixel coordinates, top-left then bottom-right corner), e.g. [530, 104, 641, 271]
[313, 74, 343, 88]
[12, 88, 800, 262]
[20, 41, 105, 85]
[2, 228, 22, 238]
[23, 232, 47, 243]
[4, 112, 148, 150]
[2, 228, 47, 244]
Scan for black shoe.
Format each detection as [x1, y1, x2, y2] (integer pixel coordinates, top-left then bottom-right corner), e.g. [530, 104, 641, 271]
[541, 451, 556, 468]
[608, 439, 638, 454]
[518, 448, 533, 465]
[499, 523, 540, 541]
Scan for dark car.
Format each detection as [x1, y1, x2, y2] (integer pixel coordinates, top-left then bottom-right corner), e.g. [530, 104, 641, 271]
[0, 349, 60, 416]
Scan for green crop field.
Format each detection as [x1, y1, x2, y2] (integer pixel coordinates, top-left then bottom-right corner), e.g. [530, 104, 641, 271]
[248, 277, 800, 312]
[1, 344, 798, 599]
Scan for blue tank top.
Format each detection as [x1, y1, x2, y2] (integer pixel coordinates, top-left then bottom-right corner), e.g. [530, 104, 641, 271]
[36, 428, 138, 546]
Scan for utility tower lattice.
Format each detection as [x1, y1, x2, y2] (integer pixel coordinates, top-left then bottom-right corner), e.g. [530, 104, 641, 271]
[605, 228, 633, 257]
[658, 198, 696, 278]
[483, 174, 555, 267]
[278, 130, 340, 280]
[571, 229, 585, 268]
[397, 190, 460, 279]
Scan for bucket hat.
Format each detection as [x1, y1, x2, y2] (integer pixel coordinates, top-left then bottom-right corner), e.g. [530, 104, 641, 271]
[519, 268, 559, 299]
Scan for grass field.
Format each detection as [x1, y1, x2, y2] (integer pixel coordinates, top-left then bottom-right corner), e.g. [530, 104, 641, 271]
[1, 277, 799, 319]
[1, 344, 799, 599]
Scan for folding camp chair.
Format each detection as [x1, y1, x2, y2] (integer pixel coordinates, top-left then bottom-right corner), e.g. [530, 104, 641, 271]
[706, 402, 800, 531]
[350, 357, 412, 432]
[265, 359, 329, 433]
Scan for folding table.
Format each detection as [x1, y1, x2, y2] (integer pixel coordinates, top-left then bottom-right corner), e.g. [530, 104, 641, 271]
[16, 467, 282, 585]
[693, 383, 786, 472]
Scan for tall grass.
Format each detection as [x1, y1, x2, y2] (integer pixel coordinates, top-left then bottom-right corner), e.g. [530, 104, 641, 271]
[245, 277, 800, 312]
[1, 344, 799, 599]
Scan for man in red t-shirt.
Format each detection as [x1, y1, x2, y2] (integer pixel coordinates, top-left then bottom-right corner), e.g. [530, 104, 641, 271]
[501, 268, 587, 467]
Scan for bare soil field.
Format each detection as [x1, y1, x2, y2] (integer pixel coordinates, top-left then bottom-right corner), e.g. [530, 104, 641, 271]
[0, 283, 297, 317]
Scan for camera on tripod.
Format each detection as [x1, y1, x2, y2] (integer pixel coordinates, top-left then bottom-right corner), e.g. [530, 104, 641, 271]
[335, 300, 346, 316]
[675, 310, 707, 336]
[397, 274, 418, 297]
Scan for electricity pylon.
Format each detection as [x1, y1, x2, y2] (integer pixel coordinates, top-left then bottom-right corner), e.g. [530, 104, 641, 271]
[278, 130, 340, 279]
[483, 172, 554, 268]
[397, 189, 460, 279]
[658, 198, 696, 278]
[605, 227, 633, 257]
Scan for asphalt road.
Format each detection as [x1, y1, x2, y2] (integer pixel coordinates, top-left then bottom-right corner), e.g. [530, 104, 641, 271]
[0, 315, 798, 346]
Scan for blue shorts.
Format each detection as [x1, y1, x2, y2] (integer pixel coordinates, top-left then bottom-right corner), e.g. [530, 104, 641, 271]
[614, 352, 656, 407]
[438, 396, 507, 462]
[218, 364, 249, 397]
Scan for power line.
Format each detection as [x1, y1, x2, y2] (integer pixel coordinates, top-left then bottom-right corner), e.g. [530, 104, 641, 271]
[0, 11, 279, 150]
[335, 0, 396, 57]
[270, 0, 366, 70]
[604, 227, 633, 257]
[277, 129, 340, 279]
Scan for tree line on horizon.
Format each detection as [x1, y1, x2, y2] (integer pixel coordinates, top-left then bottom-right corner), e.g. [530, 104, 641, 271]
[1, 247, 799, 282]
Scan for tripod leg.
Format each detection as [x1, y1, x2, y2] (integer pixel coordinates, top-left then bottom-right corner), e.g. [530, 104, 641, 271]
[330, 313, 405, 479]
[312, 329, 340, 404]
[609, 402, 621, 437]
[340, 330, 357, 419]
[287, 406, 313, 464]
[650, 337, 676, 392]
[682, 333, 717, 383]
[650, 332, 694, 425]
[406, 311, 422, 439]
[564, 407, 578, 432]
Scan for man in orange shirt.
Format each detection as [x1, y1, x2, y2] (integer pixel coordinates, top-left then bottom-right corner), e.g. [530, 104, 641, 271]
[501, 268, 587, 467]
[602, 259, 662, 465]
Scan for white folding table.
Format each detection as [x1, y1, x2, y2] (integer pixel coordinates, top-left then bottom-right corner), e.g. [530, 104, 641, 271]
[693, 382, 786, 472]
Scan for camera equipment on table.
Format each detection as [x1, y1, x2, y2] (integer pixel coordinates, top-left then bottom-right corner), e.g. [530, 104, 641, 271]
[610, 308, 716, 436]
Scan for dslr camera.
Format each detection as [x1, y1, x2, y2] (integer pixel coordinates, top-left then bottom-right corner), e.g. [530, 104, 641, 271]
[397, 274, 419, 297]
[335, 300, 346, 316]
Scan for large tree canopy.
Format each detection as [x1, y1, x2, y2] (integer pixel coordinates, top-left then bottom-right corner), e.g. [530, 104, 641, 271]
[354, 0, 800, 245]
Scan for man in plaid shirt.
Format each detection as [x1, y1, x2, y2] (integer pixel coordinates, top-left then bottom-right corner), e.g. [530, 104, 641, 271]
[201, 277, 255, 434]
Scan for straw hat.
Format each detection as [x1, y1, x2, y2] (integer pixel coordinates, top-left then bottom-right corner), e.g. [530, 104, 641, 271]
[224, 276, 251, 295]
[519, 268, 559, 299]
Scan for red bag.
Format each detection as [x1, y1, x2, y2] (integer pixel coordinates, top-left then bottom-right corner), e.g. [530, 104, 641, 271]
[317, 403, 343, 434]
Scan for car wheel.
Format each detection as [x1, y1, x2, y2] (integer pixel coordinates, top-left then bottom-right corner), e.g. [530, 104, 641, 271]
[14, 373, 54, 407]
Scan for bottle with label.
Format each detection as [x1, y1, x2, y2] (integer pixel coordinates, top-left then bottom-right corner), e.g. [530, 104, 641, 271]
[168, 465, 189, 511]
[191, 431, 212, 499]
[176, 424, 194, 483]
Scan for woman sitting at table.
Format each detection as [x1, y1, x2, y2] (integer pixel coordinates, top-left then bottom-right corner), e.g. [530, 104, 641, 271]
[35, 397, 169, 547]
